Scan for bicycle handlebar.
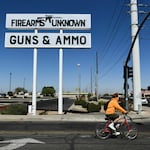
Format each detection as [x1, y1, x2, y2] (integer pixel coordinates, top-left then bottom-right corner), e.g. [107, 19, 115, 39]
[122, 113, 133, 121]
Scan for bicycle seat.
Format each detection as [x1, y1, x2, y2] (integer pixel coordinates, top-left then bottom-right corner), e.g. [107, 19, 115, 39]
[105, 116, 113, 121]
[105, 117, 110, 120]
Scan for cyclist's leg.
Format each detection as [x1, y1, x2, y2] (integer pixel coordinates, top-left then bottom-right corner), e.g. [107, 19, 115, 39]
[106, 114, 118, 131]
[113, 114, 120, 123]
[107, 114, 120, 136]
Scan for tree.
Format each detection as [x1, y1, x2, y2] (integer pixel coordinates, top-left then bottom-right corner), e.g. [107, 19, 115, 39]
[14, 87, 28, 94]
[7, 91, 13, 97]
[41, 86, 56, 97]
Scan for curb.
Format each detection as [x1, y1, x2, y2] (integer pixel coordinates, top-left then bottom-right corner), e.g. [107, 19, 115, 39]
[0, 112, 149, 123]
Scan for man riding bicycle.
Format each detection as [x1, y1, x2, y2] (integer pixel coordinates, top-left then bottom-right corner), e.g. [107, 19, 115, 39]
[105, 93, 127, 136]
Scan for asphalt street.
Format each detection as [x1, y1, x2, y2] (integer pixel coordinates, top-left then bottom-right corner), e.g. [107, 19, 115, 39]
[0, 98, 149, 149]
[36, 98, 74, 111]
[0, 97, 74, 113]
[0, 121, 150, 150]
[0, 120, 149, 134]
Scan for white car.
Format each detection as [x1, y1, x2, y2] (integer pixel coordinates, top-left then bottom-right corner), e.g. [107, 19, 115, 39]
[141, 98, 148, 105]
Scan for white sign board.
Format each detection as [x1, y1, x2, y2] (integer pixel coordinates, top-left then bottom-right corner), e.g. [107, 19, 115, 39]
[5, 33, 91, 48]
[6, 14, 91, 30]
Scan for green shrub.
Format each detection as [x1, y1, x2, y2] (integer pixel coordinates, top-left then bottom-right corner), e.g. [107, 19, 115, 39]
[74, 100, 88, 108]
[88, 96, 97, 101]
[79, 95, 86, 100]
[87, 102, 101, 113]
[74, 100, 102, 112]
[99, 100, 107, 106]
[0, 104, 28, 115]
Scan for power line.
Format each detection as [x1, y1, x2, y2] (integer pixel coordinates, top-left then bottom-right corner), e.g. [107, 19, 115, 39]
[100, 0, 127, 60]
[100, 50, 128, 79]
[100, 0, 130, 78]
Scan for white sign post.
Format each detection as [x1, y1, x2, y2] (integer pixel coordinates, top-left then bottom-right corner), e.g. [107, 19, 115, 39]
[32, 29, 38, 115]
[59, 30, 63, 114]
[5, 13, 91, 115]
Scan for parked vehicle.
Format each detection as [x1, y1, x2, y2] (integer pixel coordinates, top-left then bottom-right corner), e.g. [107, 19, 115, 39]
[141, 98, 148, 105]
[147, 98, 150, 107]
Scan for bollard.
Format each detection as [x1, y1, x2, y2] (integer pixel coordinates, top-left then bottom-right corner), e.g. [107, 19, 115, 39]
[28, 105, 32, 114]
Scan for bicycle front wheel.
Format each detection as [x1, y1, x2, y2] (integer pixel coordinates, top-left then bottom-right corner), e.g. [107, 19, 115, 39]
[122, 122, 138, 140]
[126, 128, 138, 140]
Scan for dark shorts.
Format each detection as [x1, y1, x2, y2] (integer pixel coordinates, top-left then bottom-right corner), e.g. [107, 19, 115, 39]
[106, 114, 119, 121]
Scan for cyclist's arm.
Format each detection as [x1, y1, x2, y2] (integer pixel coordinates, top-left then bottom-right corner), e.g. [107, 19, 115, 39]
[115, 103, 127, 114]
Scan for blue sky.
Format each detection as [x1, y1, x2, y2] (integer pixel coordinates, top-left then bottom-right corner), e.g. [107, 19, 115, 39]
[0, 0, 150, 94]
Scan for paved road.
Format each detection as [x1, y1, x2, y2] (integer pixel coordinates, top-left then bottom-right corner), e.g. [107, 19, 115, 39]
[0, 133, 150, 150]
[37, 98, 74, 111]
[0, 122, 149, 150]
[0, 99, 149, 149]
[0, 97, 74, 112]
[0, 121, 149, 134]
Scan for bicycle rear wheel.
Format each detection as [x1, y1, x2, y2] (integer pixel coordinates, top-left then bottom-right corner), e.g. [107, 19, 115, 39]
[95, 124, 111, 139]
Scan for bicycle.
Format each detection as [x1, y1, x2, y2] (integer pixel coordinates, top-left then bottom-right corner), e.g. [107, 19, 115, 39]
[95, 114, 138, 140]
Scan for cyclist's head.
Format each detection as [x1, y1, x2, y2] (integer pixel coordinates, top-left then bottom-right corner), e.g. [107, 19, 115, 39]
[112, 93, 118, 98]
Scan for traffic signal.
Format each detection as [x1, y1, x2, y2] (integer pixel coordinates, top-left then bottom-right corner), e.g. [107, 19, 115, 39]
[128, 66, 133, 78]
[123, 65, 133, 79]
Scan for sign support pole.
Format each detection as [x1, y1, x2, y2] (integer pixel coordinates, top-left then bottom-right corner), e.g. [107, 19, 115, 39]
[32, 29, 38, 115]
[58, 29, 63, 114]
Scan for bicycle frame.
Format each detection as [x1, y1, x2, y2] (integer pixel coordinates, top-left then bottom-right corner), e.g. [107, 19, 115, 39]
[102, 118, 113, 134]
[104, 114, 131, 128]
[119, 114, 132, 130]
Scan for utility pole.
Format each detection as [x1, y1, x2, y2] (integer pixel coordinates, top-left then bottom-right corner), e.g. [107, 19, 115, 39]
[77, 64, 81, 99]
[95, 51, 99, 100]
[90, 67, 93, 94]
[124, 11, 150, 112]
[130, 0, 142, 111]
[9, 72, 12, 91]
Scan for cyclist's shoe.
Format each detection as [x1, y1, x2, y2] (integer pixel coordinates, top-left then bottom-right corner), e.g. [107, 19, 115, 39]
[108, 122, 116, 131]
[112, 131, 120, 136]
[115, 123, 120, 129]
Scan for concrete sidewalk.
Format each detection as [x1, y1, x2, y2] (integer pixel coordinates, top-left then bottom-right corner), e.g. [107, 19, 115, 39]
[0, 106, 149, 122]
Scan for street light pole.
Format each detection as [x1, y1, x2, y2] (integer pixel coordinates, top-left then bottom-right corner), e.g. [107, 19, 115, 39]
[23, 78, 26, 91]
[77, 64, 81, 99]
[95, 51, 99, 101]
[9, 72, 12, 91]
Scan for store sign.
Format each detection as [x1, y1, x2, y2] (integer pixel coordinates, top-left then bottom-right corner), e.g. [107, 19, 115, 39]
[5, 33, 91, 48]
[6, 14, 91, 30]
[5, 13, 91, 115]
